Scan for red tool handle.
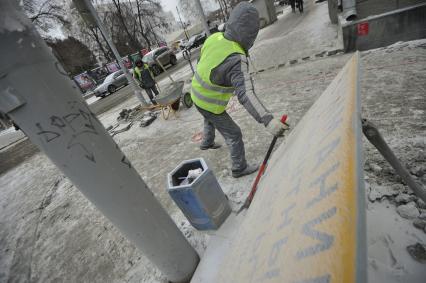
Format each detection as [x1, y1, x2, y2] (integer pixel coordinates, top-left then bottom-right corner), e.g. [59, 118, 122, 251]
[241, 114, 288, 210]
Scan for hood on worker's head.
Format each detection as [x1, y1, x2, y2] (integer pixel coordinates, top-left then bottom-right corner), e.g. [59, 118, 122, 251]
[224, 1, 259, 52]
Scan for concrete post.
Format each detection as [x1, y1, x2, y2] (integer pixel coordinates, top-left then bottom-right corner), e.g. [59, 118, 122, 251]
[0, 1, 199, 282]
[194, 0, 211, 36]
[73, 0, 148, 106]
[342, 0, 357, 21]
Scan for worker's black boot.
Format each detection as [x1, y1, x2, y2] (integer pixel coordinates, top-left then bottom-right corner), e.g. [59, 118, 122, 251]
[200, 143, 222, 150]
[232, 164, 259, 178]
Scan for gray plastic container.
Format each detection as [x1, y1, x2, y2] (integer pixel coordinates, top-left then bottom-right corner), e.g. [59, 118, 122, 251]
[167, 158, 231, 230]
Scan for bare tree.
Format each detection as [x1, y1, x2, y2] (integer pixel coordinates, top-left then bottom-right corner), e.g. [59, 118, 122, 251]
[110, 0, 142, 50]
[135, 0, 169, 49]
[100, 0, 168, 52]
[46, 36, 97, 75]
[23, 0, 69, 32]
[66, 0, 171, 64]
[87, 26, 114, 61]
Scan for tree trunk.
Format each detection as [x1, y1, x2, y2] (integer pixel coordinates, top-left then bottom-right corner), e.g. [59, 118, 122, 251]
[111, 0, 141, 51]
[135, 0, 152, 49]
[90, 27, 112, 61]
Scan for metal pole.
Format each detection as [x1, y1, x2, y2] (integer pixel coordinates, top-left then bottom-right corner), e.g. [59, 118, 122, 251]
[156, 59, 175, 83]
[176, 6, 190, 40]
[74, 0, 148, 106]
[147, 17, 160, 46]
[341, 0, 357, 21]
[362, 119, 426, 203]
[194, 0, 211, 36]
[0, 1, 199, 282]
[183, 50, 195, 75]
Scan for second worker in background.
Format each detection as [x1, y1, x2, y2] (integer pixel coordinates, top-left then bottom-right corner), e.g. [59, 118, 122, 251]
[134, 59, 159, 105]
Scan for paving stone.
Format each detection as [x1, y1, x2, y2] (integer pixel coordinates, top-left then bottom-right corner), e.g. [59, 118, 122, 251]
[395, 193, 417, 204]
[368, 185, 400, 201]
[397, 202, 420, 219]
[413, 219, 426, 230]
[407, 243, 426, 263]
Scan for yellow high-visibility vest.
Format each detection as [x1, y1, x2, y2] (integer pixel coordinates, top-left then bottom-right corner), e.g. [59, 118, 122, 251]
[191, 32, 245, 114]
[133, 63, 151, 81]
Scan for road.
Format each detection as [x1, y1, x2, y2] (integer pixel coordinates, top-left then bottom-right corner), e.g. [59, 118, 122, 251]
[0, 47, 200, 155]
[0, 127, 26, 150]
[87, 48, 201, 115]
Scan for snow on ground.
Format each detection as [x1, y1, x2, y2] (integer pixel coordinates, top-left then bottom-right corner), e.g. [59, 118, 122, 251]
[1, 1, 425, 282]
[85, 95, 101, 105]
[0, 128, 25, 150]
[360, 40, 426, 282]
[250, 0, 342, 71]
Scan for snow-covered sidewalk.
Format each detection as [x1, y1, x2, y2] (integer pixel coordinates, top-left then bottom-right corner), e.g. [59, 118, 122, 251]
[1, 0, 425, 281]
[1, 39, 425, 282]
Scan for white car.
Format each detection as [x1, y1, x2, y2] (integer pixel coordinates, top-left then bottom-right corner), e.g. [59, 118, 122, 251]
[93, 70, 129, 97]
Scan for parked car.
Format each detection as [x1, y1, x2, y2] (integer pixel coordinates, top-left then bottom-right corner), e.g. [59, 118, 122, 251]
[277, 0, 289, 6]
[93, 70, 128, 98]
[142, 47, 177, 76]
[185, 33, 207, 50]
[179, 39, 188, 50]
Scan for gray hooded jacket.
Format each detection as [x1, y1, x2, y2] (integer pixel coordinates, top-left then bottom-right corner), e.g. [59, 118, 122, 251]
[209, 2, 273, 126]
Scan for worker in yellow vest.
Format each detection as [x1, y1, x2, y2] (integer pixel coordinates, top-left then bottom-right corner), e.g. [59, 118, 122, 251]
[191, 2, 288, 178]
[133, 59, 158, 105]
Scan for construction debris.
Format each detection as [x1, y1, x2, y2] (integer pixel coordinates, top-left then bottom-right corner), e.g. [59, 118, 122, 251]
[413, 219, 426, 230]
[117, 106, 144, 123]
[395, 193, 418, 204]
[396, 202, 420, 219]
[110, 122, 133, 137]
[368, 184, 400, 201]
[406, 243, 426, 263]
[140, 112, 157, 127]
[106, 107, 159, 136]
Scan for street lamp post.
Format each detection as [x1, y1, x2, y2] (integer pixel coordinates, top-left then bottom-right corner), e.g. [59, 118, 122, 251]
[0, 1, 200, 282]
[194, 0, 211, 36]
[73, 0, 148, 106]
[146, 17, 160, 46]
[176, 6, 190, 40]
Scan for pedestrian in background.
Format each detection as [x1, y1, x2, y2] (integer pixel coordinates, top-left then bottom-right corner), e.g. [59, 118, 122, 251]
[133, 59, 159, 105]
[290, 0, 296, 12]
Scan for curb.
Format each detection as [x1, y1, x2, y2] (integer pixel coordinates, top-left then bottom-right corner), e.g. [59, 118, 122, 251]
[251, 48, 345, 75]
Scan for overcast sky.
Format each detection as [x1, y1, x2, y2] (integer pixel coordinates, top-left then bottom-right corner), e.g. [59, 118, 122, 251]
[160, 0, 179, 19]
[160, 0, 219, 21]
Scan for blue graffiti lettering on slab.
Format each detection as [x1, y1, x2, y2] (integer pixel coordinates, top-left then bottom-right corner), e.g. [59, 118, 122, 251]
[296, 207, 336, 260]
[278, 202, 296, 230]
[293, 274, 331, 283]
[306, 162, 340, 208]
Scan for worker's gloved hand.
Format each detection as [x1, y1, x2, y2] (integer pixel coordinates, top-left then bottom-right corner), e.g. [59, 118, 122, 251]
[266, 117, 289, 137]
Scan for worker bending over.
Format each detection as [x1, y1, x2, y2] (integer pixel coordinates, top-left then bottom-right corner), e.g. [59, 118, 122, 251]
[191, 1, 288, 178]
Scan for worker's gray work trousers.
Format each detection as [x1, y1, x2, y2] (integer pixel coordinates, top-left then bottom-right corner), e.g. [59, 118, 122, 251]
[196, 106, 247, 172]
[144, 85, 159, 104]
